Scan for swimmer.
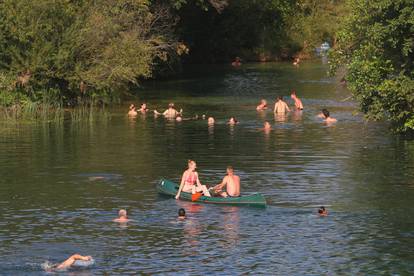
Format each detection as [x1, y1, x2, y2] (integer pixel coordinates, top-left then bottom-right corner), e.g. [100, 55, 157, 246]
[208, 117, 215, 125]
[290, 90, 303, 110]
[138, 103, 149, 113]
[178, 208, 186, 219]
[256, 99, 268, 110]
[128, 104, 138, 117]
[43, 254, 93, 271]
[228, 117, 238, 125]
[202, 114, 206, 120]
[293, 57, 300, 66]
[263, 121, 272, 130]
[318, 109, 337, 123]
[318, 206, 328, 217]
[274, 96, 290, 114]
[232, 57, 242, 67]
[113, 209, 130, 223]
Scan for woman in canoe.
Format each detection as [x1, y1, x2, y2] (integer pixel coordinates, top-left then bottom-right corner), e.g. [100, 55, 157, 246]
[175, 160, 211, 199]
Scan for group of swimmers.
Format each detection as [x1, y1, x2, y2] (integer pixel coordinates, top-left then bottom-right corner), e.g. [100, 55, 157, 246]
[128, 90, 337, 130]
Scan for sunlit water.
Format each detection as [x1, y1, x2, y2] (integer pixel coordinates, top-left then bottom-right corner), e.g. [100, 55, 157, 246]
[0, 62, 413, 275]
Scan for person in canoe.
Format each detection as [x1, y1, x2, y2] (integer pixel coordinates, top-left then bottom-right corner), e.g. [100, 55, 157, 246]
[154, 103, 182, 118]
[128, 104, 138, 117]
[113, 209, 130, 223]
[290, 90, 303, 110]
[43, 254, 93, 272]
[274, 96, 291, 114]
[175, 160, 211, 199]
[211, 166, 241, 197]
[256, 99, 268, 111]
[318, 109, 337, 123]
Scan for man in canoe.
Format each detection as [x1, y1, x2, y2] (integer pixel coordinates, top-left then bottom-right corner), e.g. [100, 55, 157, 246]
[175, 160, 211, 199]
[212, 166, 240, 197]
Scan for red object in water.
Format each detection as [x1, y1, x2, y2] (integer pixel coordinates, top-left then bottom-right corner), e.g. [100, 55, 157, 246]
[191, 192, 203, 201]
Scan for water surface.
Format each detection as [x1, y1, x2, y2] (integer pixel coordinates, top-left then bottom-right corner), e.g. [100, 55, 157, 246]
[0, 61, 413, 275]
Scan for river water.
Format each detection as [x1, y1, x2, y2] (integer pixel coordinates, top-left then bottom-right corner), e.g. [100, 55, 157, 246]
[0, 62, 413, 275]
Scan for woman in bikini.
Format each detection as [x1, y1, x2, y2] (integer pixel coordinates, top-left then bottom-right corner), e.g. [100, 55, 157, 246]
[175, 160, 211, 199]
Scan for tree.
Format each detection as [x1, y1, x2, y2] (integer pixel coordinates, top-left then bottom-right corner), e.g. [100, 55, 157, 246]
[0, 0, 181, 105]
[330, 0, 414, 134]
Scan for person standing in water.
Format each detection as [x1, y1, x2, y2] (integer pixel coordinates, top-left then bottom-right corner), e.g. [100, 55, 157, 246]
[113, 209, 130, 223]
[212, 166, 241, 197]
[138, 103, 149, 113]
[256, 99, 268, 110]
[228, 117, 238, 125]
[128, 104, 138, 117]
[176, 160, 211, 199]
[208, 117, 215, 125]
[290, 91, 303, 110]
[318, 206, 328, 216]
[154, 103, 182, 118]
[274, 96, 291, 114]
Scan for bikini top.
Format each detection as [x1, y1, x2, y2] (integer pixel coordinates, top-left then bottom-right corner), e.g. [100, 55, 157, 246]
[185, 172, 197, 185]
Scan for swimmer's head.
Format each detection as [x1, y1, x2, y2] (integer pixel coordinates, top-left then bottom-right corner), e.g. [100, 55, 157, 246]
[118, 209, 127, 218]
[129, 104, 135, 110]
[229, 117, 237, 124]
[141, 103, 147, 109]
[168, 103, 175, 108]
[261, 99, 267, 104]
[277, 96, 282, 101]
[208, 117, 215, 124]
[318, 206, 326, 215]
[264, 121, 271, 129]
[322, 109, 330, 118]
[178, 208, 186, 218]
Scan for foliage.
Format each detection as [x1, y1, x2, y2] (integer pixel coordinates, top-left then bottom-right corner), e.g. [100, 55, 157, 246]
[330, 0, 414, 134]
[176, 0, 295, 62]
[286, 0, 347, 55]
[0, 0, 181, 107]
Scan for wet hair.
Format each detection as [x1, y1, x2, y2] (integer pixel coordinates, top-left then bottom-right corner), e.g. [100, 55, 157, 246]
[119, 209, 127, 217]
[291, 90, 296, 96]
[318, 206, 326, 214]
[229, 117, 238, 123]
[188, 159, 196, 166]
[178, 208, 186, 217]
[322, 109, 330, 118]
[129, 104, 135, 110]
[277, 96, 282, 101]
[227, 166, 234, 171]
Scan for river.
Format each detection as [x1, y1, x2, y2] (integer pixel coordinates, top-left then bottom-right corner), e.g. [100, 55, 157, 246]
[0, 61, 413, 275]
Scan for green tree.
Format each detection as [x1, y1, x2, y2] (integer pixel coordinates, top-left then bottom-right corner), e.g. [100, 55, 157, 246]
[330, 0, 414, 134]
[0, 0, 180, 105]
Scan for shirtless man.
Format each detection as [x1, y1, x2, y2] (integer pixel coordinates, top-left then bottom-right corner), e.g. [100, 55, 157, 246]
[128, 104, 138, 117]
[154, 103, 182, 118]
[318, 109, 337, 123]
[113, 209, 130, 223]
[290, 91, 303, 110]
[274, 96, 290, 114]
[44, 254, 93, 271]
[212, 166, 240, 197]
[138, 103, 149, 113]
[256, 99, 268, 110]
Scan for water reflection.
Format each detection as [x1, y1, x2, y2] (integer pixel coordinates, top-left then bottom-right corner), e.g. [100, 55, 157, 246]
[274, 113, 287, 123]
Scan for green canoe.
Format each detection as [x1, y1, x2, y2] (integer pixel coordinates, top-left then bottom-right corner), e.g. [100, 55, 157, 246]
[157, 179, 267, 207]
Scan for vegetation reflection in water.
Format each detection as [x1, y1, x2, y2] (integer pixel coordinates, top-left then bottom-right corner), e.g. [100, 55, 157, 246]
[0, 62, 413, 274]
